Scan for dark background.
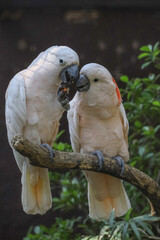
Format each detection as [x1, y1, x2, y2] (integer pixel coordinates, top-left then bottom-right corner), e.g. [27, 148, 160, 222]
[0, 1, 160, 239]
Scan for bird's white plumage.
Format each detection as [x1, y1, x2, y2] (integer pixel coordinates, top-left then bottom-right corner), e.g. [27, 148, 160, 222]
[5, 45, 79, 215]
[5, 72, 27, 170]
[67, 63, 131, 220]
[67, 93, 80, 153]
[119, 103, 129, 147]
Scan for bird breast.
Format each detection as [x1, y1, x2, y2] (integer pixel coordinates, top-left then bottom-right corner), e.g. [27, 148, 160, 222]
[79, 113, 124, 157]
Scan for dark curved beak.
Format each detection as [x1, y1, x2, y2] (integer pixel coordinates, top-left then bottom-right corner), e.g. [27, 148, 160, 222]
[60, 64, 79, 85]
[76, 74, 90, 92]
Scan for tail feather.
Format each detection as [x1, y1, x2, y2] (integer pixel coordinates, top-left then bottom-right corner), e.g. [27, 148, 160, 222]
[36, 168, 52, 213]
[84, 171, 131, 220]
[21, 162, 52, 215]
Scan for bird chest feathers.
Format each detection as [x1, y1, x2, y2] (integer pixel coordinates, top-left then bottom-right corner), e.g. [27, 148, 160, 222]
[79, 110, 124, 156]
[24, 88, 63, 145]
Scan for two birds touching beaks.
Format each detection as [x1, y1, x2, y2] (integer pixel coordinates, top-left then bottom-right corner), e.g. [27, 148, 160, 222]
[5, 46, 131, 220]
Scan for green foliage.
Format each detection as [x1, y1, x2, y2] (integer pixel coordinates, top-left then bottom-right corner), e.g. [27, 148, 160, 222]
[52, 130, 72, 152]
[119, 42, 160, 218]
[51, 171, 88, 212]
[82, 209, 160, 240]
[138, 42, 160, 69]
[120, 42, 160, 179]
[23, 217, 82, 240]
[24, 42, 160, 240]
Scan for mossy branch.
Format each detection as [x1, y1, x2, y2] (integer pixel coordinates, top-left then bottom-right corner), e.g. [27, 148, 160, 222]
[11, 133, 160, 216]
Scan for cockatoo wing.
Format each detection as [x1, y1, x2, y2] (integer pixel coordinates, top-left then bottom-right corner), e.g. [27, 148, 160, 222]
[5, 72, 27, 171]
[67, 93, 80, 153]
[119, 103, 129, 147]
[5, 71, 52, 214]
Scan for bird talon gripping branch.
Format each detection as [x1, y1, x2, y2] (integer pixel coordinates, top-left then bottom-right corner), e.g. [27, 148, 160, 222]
[92, 150, 105, 171]
[41, 143, 55, 160]
[112, 155, 125, 177]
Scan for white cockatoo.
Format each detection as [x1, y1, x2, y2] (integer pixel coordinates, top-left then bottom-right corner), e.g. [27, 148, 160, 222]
[5, 46, 79, 215]
[67, 63, 131, 220]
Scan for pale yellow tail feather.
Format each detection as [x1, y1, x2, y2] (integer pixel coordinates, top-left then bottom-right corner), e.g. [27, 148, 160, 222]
[85, 171, 131, 220]
[21, 162, 52, 215]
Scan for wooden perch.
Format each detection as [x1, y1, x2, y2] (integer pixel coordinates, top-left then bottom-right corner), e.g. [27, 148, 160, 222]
[11, 133, 160, 216]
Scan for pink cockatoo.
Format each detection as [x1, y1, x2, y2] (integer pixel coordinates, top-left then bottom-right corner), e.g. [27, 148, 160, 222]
[67, 63, 131, 220]
[5, 46, 79, 215]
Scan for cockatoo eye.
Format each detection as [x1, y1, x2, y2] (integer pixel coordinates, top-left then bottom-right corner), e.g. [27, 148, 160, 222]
[59, 59, 64, 64]
[94, 78, 99, 82]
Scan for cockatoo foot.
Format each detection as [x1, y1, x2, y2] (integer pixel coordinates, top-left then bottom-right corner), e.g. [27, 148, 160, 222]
[57, 83, 70, 111]
[41, 143, 55, 160]
[113, 156, 124, 176]
[92, 150, 105, 171]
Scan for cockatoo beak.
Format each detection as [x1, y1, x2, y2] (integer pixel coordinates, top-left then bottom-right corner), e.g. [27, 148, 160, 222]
[76, 74, 90, 92]
[60, 64, 79, 85]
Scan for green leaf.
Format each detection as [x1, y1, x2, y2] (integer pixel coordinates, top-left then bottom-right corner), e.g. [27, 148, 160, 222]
[120, 75, 129, 83]
[34, 226, 42, 234]
[155, 63, 160, 69]
[152, 101, 160, 107]
[135, 221, 153, 236]
[130, 160, 137, 167]
[142, 126, 150, 131]
[138, 146, 146, 156]
[111, 223, 123, 240]
[155, 73, 160, 80]
[125, 208, 133, 221]
[134, 121, 142, 128]
[144, 152, 154, 160]
[148, 44, 152, 51]
[140, 45, 151, 52]
[134, 214, 160, 222]
[55, 130, 65, 141]
[154, 125, 160, 133]
[154, 50, 160, 57]
[153, 41, 159, 51]
[141, 91, 152, 101]
[122, 223, 129, 240]
[23, 237, 31, 240]
[109, 209, 115, 226]
[138, 52, 149, 59]
[148, 73, 155, 80]
[141, 61, 152, 69]
[130, 221, 141, 240]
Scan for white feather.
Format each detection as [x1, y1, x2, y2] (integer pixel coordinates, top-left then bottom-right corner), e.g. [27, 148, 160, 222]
[5, 73, 27, 171]
[67, 93, 80, 153]
[119, 103, 129, 147]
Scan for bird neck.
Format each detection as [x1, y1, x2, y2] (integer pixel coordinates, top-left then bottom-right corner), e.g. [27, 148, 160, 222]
[76, 99, 118, 120]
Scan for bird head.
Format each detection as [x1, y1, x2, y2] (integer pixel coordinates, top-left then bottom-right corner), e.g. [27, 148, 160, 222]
[76, 63, 121, 107]
[49, 46, 79, 86]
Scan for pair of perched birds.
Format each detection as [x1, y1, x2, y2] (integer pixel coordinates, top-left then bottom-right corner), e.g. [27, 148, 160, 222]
[5, 46, 131, 220]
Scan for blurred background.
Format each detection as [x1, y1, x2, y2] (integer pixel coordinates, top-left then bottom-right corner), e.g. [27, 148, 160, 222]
[0, 1, 160, 239]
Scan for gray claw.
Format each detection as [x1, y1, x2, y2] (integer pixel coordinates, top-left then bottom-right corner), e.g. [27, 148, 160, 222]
[113, 155, 124, 176]
[57, 85, 70, 111]
[60, 97, 70, 110]
[41, 143, 55, 160]
[92, 150, 105, 171]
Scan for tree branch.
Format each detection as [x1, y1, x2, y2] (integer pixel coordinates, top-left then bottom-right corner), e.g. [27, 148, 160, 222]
[11, 133, 160, 216]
